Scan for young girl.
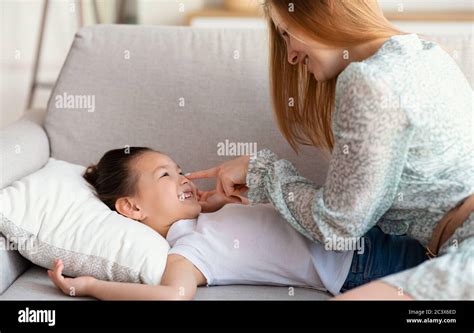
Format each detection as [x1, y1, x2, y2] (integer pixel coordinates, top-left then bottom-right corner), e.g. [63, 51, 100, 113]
[48, 147, 427, 300]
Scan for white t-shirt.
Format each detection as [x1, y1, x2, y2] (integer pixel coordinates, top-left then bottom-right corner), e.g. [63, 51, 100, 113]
[167, 203, 354, 295]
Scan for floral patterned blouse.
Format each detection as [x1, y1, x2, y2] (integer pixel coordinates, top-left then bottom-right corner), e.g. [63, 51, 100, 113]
[246, 34, 473, 299]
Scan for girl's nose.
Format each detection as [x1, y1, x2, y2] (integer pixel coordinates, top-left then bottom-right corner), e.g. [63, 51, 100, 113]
[181, 175, 192, 185]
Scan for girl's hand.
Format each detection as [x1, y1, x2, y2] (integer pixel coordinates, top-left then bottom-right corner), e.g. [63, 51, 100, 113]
[47, 259, 96, 297]
[197, 189, 249, 213]
[187, 155, 251, 197]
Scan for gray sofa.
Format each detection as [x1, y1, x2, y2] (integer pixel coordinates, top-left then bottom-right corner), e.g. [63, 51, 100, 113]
[1, 25, 472, 300]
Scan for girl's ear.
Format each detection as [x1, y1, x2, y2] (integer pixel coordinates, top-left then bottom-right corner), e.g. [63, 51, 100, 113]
[115, 197, 146, 221]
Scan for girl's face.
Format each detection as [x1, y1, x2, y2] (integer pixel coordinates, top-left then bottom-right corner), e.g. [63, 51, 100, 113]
[270, 8, 346, 81]
[118, 151, 201, 236]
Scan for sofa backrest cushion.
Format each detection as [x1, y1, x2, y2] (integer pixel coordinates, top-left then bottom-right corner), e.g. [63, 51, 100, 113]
[44, 25, 330, 190]
[44, 25, 473, 190]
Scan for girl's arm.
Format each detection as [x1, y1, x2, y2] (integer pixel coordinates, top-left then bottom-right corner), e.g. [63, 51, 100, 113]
[48, 254, 205, 300]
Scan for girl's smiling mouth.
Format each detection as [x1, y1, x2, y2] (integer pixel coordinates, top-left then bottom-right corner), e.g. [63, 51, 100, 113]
[178, 191, 195, 201]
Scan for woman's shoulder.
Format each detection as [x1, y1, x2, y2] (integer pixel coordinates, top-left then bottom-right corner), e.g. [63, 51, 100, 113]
[335, 33, 462, 107]
[335, 60, 395, 109]
[339, 35, 426, 82]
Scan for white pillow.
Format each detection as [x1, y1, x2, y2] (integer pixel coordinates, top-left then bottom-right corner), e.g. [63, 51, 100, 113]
[0, 158, 169, 285]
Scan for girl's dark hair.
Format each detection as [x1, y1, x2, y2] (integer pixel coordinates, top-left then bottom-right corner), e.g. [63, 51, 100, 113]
[83, 147, 153, 211]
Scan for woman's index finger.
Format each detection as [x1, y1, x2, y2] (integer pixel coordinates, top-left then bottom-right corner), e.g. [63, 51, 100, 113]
[186, 167, 219, 179]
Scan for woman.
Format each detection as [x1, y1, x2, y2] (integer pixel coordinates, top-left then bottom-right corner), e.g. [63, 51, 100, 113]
[188, 0, 474, 299]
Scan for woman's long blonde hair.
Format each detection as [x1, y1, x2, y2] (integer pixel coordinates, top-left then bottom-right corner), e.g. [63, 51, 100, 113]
[264, 0, 402, 152]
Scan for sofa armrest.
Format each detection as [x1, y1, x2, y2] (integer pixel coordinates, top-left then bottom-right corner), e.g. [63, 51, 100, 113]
[0, 109, 49, 189]
[0, 109, 48, 295]
[0, 234, 30, 295]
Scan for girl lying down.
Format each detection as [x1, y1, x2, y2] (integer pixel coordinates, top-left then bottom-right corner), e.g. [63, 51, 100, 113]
[48, 147, 427, 300]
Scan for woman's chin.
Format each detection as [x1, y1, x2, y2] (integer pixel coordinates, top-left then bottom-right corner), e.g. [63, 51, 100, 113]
[312, 71, 326, 82]
[313, 73, 332, 82]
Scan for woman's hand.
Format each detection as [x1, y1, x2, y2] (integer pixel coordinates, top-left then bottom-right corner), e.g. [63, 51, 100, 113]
[187, 155, 251, 197]
[47, 259, 96, 297]
[197, 189, 249, 213]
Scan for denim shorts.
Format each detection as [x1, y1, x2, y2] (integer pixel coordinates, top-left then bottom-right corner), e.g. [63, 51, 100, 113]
[340, 226, 428, 292]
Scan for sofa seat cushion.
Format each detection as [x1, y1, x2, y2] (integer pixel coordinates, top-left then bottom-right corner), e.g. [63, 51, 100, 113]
[0, 266, 331, 300]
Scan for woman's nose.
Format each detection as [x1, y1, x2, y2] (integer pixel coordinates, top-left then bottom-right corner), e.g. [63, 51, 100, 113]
[287, 50, 300, 65]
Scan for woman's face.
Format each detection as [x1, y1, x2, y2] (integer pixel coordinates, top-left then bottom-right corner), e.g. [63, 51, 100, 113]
[121, 151, 201, 235]
[270, 8, 346, 81]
